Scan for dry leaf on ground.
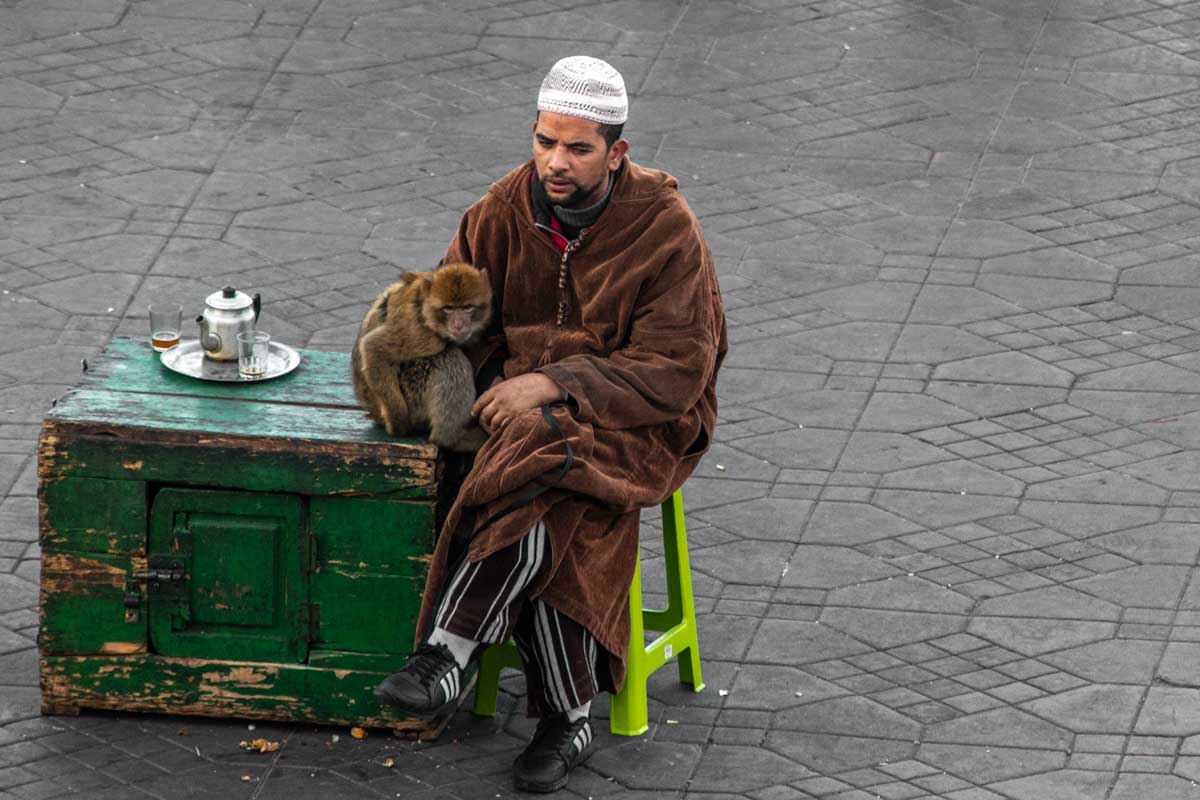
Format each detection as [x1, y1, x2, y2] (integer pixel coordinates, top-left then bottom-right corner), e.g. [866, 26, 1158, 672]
[239, 738, 281, 753]
[350, 726, 367, 739]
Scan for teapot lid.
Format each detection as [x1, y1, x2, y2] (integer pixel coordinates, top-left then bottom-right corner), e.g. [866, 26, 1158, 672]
[205, 286, 253, 311]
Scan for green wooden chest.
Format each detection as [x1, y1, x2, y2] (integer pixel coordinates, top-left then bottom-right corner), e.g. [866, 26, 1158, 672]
[38, 337, 452, 735]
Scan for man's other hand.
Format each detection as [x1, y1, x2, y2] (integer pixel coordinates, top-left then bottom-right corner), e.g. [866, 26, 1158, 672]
[473, 373, 564, 433]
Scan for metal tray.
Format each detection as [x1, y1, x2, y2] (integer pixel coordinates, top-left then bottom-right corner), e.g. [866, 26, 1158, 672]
[159, 339, 302, 382]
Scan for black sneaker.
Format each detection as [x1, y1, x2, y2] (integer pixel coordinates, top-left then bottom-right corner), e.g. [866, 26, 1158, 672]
[373, 642, 463, 715]
[512, 713, 594, 793]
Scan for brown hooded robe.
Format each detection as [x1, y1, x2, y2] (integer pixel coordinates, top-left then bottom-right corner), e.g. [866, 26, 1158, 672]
[415, 156, 727, 691]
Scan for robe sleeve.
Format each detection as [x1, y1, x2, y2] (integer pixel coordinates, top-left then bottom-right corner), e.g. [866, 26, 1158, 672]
[538, 231, 720, 430]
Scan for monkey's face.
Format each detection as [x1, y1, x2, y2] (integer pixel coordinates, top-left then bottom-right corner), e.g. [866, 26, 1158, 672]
[422, 262, 492, 345]
[431, 303, 489, 345]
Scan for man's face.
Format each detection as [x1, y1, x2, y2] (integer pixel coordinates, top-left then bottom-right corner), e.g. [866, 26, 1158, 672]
[532, 112, 627, 209]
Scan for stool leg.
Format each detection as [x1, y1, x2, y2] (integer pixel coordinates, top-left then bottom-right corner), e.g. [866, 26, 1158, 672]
[663, 491, 704, 692]
[471, 645, 503, 717]
[609, 557, 649, 736]
[472, 642, 522, 717]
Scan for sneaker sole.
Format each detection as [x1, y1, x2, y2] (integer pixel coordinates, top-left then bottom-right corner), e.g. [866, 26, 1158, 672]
[513, 745, 593, 793]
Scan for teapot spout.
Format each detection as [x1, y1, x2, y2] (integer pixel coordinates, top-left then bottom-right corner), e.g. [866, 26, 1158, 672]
[196, 315, 221, 353]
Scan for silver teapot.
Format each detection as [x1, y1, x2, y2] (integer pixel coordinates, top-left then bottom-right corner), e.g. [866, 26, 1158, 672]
[195, 286, 261, 361]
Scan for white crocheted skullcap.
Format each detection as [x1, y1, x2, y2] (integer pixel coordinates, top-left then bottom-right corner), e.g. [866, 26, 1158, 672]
[537, 56, 628, 126]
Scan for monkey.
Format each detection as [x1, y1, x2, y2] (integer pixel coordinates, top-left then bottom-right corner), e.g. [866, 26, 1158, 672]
[351, 262, 493, 452]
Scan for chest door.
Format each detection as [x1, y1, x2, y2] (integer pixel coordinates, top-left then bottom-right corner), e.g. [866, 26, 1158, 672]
[147, 487, 308, 662]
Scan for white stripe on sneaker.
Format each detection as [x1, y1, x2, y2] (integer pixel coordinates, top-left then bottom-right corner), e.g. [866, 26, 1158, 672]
[572, 722, 591, 755]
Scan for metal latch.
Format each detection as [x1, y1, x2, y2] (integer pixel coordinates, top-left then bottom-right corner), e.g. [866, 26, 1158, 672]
[124, 557, 187, 621]
[132, 564, 186, 585]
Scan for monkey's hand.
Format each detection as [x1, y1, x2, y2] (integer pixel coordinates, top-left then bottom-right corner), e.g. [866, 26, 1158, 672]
[473, 373, 564, 433]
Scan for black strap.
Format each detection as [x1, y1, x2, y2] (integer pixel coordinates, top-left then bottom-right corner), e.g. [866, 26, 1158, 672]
[471, 402, 574, 534]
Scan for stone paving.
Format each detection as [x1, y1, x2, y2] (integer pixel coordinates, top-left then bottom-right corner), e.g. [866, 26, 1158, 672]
[4, 0, 1200, 797]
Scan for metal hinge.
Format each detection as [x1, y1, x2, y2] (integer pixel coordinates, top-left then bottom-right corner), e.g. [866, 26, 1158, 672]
[307, 535, 320, 574]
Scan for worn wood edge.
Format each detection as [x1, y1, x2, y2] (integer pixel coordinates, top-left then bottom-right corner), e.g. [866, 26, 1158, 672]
[38, 489, 148, 553]
[40, 417, 439, 462]
[37, 420, 57, 480]
[38, 552, 148, 655]
[40, 552, 145, 593]
[39, 655, 459, 737]
[39, 421, 442, 499]
[45, 385, 391, 444]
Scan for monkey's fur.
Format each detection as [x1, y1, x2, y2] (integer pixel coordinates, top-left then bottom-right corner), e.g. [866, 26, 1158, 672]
[352, 262, 492, 452]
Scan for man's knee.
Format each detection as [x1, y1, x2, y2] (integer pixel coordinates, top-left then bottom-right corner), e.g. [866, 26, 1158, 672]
[492, 406, 556, 445]
[508, 406, 549, 434]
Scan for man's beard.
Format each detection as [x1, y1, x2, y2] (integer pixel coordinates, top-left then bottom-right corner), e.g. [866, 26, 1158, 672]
[542, 173, 605, 209]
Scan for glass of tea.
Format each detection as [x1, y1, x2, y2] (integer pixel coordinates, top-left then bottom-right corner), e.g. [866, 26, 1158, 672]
[148, 302, 182, 351]
[237, 330, 270, 379]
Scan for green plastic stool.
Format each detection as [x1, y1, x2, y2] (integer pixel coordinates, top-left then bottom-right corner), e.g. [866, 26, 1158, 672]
[471, 488, 704, 736]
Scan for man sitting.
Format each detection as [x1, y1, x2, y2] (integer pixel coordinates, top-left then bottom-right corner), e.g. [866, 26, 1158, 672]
[375, 55, 726, 793]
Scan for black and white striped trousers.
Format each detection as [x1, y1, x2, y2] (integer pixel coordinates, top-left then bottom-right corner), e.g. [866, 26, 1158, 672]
[435, 520, 602, 716]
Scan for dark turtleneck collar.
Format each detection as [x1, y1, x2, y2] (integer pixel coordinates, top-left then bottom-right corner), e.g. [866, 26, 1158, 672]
[531, 162, 622, 241]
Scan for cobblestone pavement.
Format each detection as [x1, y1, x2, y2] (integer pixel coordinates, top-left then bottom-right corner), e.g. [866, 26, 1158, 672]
[5, 0, 1200, 798]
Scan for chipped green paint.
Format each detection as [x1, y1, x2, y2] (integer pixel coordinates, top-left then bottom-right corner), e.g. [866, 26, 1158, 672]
[52, 387, 405, 444]
[41, 477, 146, 554]
[39, 551, 146, 656]
[41, 432, 436, 498]
[80, 337, 355, 407]
[50, 336, 430, 447]
[311, 496, 435, 577]
[41, 654, 456, 731]
[39, 338, 447, 732]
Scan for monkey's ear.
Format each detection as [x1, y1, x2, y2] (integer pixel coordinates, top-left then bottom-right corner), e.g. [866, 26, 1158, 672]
[400, 272, 421, 286]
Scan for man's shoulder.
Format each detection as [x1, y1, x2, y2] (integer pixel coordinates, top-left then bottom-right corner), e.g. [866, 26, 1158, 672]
[613, 159, 699, 231]
[614, 159, 680, 204]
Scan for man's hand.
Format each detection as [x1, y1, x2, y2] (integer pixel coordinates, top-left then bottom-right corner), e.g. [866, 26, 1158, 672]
[473, 373, 564, 433]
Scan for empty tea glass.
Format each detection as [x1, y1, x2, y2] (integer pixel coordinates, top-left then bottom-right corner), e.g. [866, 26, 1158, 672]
[148, 302, 182, 352]
[237, 330, 270, 379]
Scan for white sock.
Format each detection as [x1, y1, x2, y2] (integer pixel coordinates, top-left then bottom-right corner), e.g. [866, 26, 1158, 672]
[428, 627, 477, 669]
[565, 701, 591, 722]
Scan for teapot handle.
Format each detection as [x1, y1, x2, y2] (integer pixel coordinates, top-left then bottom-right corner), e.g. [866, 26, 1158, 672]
[252, 293, 261, 322]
